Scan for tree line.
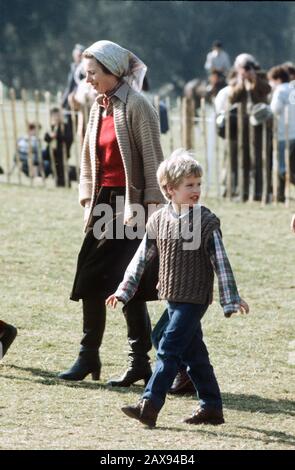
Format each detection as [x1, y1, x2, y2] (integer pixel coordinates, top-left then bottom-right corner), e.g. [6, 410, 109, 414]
[0, 0, 294, 94]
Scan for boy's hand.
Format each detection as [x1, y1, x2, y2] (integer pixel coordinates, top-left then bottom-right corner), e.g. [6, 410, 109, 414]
[106, 294, 118, 308]
[238, 298, 249, 314]
[291, 214, 295, 233]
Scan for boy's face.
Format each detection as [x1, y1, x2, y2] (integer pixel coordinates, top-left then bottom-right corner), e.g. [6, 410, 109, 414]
[168, 175, 202, 207]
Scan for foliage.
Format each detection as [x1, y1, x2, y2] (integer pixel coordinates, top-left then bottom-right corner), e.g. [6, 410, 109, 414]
[0, 1, 294, 93]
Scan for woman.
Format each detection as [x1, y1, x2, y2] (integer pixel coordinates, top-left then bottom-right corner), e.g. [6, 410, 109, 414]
[58, 40, 165, 386]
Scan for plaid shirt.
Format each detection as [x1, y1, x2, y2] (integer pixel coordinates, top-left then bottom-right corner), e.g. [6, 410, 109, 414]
[114, 229, 241, 316]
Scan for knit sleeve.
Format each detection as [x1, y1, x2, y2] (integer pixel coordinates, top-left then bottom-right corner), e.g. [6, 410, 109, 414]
[79, 107, 95, 207]
[131, 96, 165, 204]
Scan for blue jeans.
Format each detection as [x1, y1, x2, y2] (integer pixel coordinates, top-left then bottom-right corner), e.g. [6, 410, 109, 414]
[278, 139, 295, 176]
[143, 301, 222, 411]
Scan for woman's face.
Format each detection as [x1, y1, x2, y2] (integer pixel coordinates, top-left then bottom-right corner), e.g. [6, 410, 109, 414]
[84, 58, 115, 94]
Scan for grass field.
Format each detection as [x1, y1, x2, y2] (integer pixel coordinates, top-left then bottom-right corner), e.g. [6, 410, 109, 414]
[0, 182, 295, 450]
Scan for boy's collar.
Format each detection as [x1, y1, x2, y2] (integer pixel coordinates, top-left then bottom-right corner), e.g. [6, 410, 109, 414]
[168, 201, 201, 219]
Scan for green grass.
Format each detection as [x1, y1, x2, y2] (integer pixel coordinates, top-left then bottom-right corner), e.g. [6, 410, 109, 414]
[0, 183, 295, 450]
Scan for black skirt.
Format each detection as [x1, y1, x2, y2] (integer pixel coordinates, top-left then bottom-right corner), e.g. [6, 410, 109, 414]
[70, 186, 159, 301]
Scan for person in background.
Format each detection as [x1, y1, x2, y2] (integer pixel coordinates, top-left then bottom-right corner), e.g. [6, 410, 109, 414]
[205, 69, 227, 104]
[67, 69, 98, 150]
[43, 107, 73, 187]
[16, 123, 51, 178]
[62, 44, 85, 157]
[204, 40, 231, 76]
[268, 64, 295, 201]
[228, 53, 272, 201]
[0, 321, 17, 360]
[62, 44, 85, 111]
[282, 62, 295, 82]
[141, 76, 169, 134]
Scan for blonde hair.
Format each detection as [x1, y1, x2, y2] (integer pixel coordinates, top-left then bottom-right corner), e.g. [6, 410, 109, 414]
[157, 149, 203, 200]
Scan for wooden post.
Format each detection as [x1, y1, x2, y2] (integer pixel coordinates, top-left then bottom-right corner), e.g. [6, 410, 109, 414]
[284, 106, 290, 207]
[177, 96, 182, 149]
[70, 104, 80, 182]
[181, 96, 188, 148]
[214, 109, 221, 199]
[272, 115, 279, 204]
[200, 97, 208, 196]
[225, 103, 232, 200]
[0, 95, 11, 183]
[165, 96, 174, 154]
[9, 88, 22, 184]
[44, 91, 57, 182]
[261, 120, 268, 206]
[248, 121, 255, 202]
[34, 90, 46, 185]
[237, 103, 244, 201]
[57, 91, 69, 188]
[21, 89, 34, 185]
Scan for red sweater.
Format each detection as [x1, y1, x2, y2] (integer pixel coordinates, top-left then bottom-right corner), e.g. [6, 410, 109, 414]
[97, 115, 126, 187]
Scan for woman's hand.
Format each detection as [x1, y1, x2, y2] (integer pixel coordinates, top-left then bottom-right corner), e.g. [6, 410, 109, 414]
[106, 294, 118, 308]
[291, 214, 295, 233]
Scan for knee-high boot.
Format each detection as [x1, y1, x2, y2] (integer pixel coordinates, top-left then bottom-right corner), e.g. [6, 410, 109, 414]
[58, 297, 106, 381]
[107, 299, 152, 387]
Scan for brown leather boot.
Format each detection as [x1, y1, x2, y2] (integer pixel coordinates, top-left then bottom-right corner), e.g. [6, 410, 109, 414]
[121, 399, 158, 428]
[169, 370, 196, 395]
[184, 407, 225, 425]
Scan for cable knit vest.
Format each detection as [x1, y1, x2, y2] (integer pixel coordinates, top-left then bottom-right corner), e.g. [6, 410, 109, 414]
[147, 205, 221, 304]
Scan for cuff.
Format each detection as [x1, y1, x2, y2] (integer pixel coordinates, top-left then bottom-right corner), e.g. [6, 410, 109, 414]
[223, 301, 240, 317]
[79, 183, 93, 207]
[114, 288, 129, 306]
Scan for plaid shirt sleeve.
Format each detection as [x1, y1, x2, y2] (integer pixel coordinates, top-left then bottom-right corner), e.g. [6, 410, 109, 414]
[114, 234, 158, 305]
[209, 230, 241, 316]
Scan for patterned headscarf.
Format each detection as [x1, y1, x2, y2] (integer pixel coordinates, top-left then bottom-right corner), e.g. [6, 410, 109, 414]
[83, 40, 147, 92]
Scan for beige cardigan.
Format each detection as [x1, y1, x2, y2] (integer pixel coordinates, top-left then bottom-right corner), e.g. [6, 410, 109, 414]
[79, 81, 165, 231]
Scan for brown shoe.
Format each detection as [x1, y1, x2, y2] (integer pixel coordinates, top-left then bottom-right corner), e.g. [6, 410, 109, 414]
[184, 407, 225, 425]
[121, 399, 158, 428]
[169, 370, 196, 395]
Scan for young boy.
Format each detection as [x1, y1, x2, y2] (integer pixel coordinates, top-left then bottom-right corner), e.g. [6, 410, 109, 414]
[106, 149, 249, 428]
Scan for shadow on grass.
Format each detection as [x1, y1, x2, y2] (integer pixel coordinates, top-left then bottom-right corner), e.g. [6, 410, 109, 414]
[171, 391, 295, 417]
[3, 365, 295, 418]
[195, 426, 295, 448]
[1, 364, 146, 393]
[222, 392, 295, 417]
